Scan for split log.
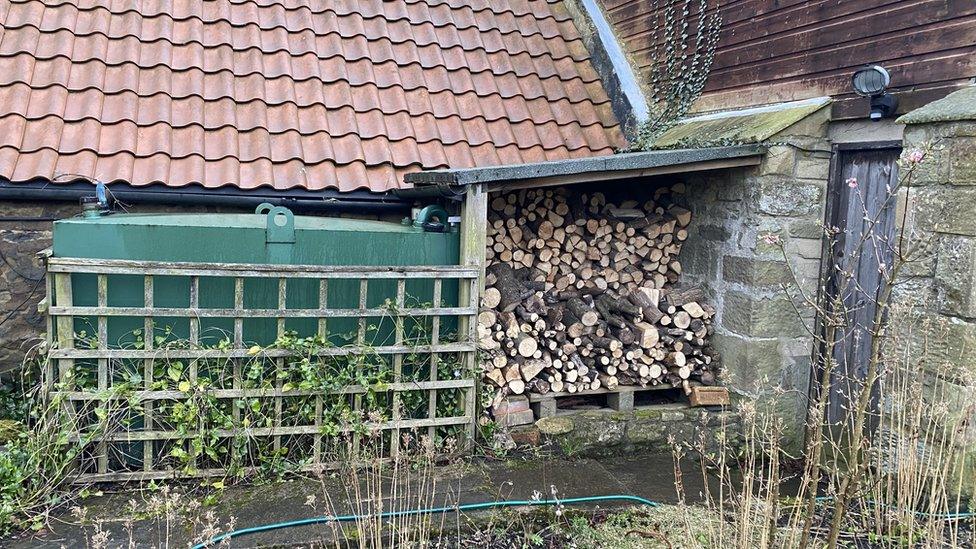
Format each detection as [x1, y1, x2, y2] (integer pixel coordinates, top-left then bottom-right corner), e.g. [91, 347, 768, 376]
[480, 187, 718, 399]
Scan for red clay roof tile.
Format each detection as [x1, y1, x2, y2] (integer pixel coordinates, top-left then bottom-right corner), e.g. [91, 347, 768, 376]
[0, 0, 623, 192]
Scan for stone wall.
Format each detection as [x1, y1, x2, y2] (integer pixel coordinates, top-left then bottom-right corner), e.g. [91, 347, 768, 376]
[677, 112, 832, 450]
[894, 92, 976, 474]
[533, 403, 741, 457]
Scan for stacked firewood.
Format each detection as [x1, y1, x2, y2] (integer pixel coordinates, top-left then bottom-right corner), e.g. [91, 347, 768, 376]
[478, 185, 718, 397]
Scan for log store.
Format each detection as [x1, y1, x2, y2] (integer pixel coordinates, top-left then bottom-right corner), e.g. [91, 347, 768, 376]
[405, 145, 766, 429]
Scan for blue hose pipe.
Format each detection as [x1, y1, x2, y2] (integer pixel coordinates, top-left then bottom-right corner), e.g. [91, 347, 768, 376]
[191, 494, 659, 548]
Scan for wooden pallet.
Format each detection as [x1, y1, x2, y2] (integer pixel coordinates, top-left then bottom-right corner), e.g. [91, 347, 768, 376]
[527, 384, 675, 418]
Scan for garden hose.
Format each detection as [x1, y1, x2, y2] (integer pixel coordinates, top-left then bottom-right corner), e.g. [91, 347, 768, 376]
[191, 494, 659, 548]
[812, 496, 976, 520]
[192, 493, 976, 548]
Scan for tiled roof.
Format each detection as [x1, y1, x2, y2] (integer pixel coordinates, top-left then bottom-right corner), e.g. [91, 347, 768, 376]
[0, 0, 625, 193]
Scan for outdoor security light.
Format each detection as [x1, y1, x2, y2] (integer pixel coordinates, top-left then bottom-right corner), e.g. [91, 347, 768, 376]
[852, 65, 898, 120]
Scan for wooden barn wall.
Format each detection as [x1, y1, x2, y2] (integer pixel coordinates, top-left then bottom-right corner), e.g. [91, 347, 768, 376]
[598, 0, 976, 119]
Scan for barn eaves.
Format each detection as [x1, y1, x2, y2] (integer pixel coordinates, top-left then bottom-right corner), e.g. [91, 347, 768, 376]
[404, 144, 765, 192]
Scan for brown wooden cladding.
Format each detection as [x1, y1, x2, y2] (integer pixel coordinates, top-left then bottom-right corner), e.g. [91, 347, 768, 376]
[599, 0, 976, 119]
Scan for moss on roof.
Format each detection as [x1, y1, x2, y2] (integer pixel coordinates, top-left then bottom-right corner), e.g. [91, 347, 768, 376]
[897, 86, 976, 125]
[649, 97, 831, 149]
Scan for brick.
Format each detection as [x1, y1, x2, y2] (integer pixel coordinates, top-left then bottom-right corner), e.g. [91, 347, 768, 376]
[492, 396, 529, 415]
[496, 409, 534, 428]
[509, 426, 541, 447]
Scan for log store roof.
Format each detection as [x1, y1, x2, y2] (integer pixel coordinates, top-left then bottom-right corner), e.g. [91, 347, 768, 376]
[0, 0, 625, 193]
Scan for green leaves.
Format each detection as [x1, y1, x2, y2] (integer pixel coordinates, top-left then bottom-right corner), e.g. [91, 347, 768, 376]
[167, 361, 184, 383]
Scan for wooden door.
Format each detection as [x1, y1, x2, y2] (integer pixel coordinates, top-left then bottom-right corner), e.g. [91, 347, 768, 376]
[820, 144, 900, 427]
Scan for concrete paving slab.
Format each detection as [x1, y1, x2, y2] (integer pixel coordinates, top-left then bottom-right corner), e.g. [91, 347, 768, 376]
[6, 454, 696, 548]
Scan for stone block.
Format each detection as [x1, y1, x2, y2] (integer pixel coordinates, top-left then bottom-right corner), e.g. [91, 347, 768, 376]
[935, 235, 976, 317]
[905, 121, 976, 140]
[906, 142, 949, 185]
[795, 156, 831, 181]
[916, 187, 976, 236]
[791, 258, 823, 291]
[788, 219, 825, 239]
[535, 415, 574, 436]
[661, 410, 686, 422]
[570, 410, 627, 448]
[889, 313, 976, 380]
[722, 255, 791, 287]
[711, 332, 783, 391]
[890, 276, 938, 310]
[680, 240, 720, 281]
[607, 390, 634, 411]
[785, 237, 823, 260]
[756, 177, 824, 217]
[760, 146, 796, 176]
[722, 290, 809, 338]
[627, 413, 668, 445]
[698, 224, 732, 242]
[751, 218, 788, 257]
[949, 138, 976, 185]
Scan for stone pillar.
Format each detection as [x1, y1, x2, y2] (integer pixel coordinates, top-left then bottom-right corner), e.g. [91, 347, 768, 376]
[894, 88, 976, 483]
[680, 111, 831, 451]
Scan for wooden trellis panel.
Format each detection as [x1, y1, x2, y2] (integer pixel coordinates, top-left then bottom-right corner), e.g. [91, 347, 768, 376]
[45, 257, 479, 483]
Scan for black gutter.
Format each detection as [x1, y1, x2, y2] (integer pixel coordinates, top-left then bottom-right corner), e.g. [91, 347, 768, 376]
[0, 179, 413, 215]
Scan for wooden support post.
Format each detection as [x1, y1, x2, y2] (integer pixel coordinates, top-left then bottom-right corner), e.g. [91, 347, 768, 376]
[458, 184, 488, 447]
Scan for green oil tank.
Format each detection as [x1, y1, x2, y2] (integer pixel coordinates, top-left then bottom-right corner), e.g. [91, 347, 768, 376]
[52, 205, 459, 347]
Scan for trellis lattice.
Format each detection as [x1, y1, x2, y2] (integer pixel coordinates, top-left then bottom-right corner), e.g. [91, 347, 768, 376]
[44, 257, 479, 483]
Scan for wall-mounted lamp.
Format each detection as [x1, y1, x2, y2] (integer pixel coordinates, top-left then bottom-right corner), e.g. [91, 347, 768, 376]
[852, 65, 898, 120]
